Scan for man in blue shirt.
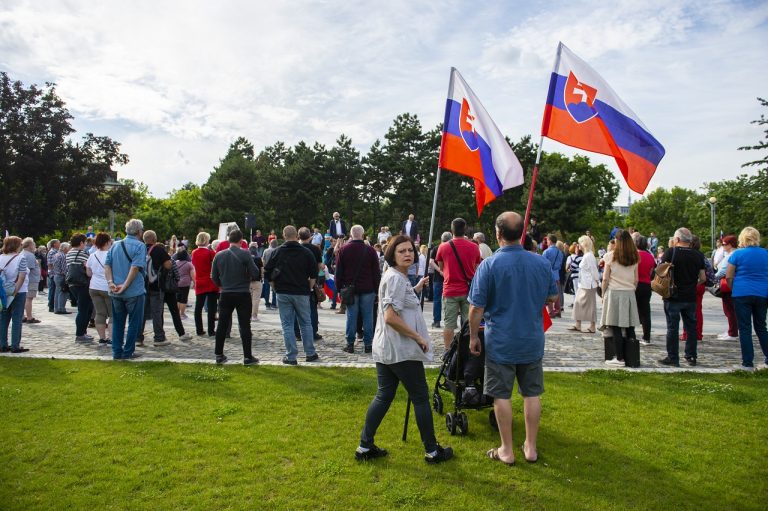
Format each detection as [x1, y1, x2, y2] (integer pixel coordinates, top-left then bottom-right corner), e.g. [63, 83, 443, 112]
[104, 218, 147, 360]
[542, 234, 564, 317]
[468, 212, 557, 465]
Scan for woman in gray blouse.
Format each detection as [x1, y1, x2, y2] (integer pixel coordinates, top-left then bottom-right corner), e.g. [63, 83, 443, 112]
[355, 235, 453, 464]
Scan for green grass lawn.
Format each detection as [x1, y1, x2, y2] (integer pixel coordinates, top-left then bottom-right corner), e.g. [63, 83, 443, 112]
[0, 359, 766, 511]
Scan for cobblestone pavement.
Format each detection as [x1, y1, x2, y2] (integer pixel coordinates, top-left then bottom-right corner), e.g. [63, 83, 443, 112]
[2, 290, 763, 373]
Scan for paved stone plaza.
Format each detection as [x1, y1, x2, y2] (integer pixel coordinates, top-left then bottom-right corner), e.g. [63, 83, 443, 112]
[1, 290, 760, 373]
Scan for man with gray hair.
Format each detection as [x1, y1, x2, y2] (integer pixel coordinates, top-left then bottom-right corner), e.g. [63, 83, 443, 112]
[46, 239, 60, 312]
[474, 232, 493, 260]
[105, 219, 147, 359]
[264, 225, 320, 365]
[659, 227, 706, 367]
[51, 242, 71, 314]
[336, 225, 381, 354]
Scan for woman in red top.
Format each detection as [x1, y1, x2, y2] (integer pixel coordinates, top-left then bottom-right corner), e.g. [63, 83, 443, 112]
[634, 236, 656, 344]
[267, 229, 277, 244]
[191, 231, 218, 337]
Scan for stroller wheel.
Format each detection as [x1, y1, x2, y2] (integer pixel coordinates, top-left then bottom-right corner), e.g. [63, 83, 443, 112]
[432, 392, 444, 415]
[445, 413, 457, 435]
[457, 412, 468, 435]
[489, 410, 499, 431]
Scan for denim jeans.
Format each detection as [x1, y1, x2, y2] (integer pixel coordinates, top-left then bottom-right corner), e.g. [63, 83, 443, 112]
[360, 361, 437, 452]
[346, 292, 375, 347]
[294, 290, 318, 338]
[432, 280, 444, 325]
[733, 295, 768, 367]
[53, 275, 68, 312]
[664, 300, 697, 362]
[70, 285, 93, 336]
[277, 293, 316, 361]
[0, 292, 26, 349]
[111, 294, 145, 359]
[47, 275, 56, 311]
[215, 292, 253, 359]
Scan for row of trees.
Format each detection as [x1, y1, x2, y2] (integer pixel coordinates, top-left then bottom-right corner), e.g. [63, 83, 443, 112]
[2, 70, 766, 248]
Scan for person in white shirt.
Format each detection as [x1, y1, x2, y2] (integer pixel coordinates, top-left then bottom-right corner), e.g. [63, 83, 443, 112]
[0, 236, 29, 353]
[473, 232, 493, 259]
[86, 232, 113, 344]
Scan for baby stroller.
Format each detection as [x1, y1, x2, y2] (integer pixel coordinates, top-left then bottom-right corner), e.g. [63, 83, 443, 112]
[433, 320, 498, 435]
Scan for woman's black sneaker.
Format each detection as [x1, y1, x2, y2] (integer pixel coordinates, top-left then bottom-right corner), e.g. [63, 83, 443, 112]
[425, 445, 453, 464]
[355, 445, 388, 461]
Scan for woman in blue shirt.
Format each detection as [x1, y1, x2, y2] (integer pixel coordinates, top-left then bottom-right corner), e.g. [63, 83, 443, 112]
[726, 227, 768, 370]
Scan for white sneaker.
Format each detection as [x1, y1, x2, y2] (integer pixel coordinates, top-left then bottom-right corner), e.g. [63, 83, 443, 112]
[604, 357, 624, 367]
[732, 364, 755, 372]
[639, 339, 652, 345]
[179, 333, 192, 341]
[718, 334, 739, 341]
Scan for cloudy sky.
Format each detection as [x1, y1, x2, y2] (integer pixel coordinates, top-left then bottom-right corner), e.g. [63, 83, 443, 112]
[2, 0, 767, 204]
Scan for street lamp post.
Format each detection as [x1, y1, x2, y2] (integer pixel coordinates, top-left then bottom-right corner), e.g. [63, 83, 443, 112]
[708, 196, 717, 256]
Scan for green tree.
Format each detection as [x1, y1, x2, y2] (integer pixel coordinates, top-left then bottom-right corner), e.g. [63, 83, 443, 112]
[626, 187, 709, 240]
[738, 97, 768, 168]
[0, 72, 129, 238]
[201, 139, 263, 230]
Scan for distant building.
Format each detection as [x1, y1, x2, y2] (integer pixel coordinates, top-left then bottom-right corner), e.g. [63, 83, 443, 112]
[612, 191, 633, 215]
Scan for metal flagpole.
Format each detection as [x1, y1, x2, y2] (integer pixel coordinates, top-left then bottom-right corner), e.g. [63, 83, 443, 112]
[407, 68, 452, 443]
[521, 44, 563, 248]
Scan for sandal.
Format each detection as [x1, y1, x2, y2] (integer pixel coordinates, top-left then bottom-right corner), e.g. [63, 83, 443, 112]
[486, 448, 515, 466]
[566, 326, 580, 331]
[582, 328, 596, 333]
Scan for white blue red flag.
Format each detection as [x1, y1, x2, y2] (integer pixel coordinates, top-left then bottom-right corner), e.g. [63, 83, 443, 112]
[323, 272, 340, 303]
[439, 68, 524, 215]
[542, 42, 665, 194]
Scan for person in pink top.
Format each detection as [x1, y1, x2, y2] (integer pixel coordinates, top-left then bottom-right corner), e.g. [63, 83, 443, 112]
[434, 218, 481, 349]
[634, 235, 656, 344]
[191, 232, 219, 337]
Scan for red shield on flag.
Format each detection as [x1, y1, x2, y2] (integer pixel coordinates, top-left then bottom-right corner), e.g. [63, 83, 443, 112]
[564, 71, 598, 123]
[459, 98, 480, 151]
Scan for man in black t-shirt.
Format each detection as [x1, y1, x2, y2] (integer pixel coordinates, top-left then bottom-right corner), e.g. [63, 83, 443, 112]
[659, 227, 706, 367]
[295, 227, 323, 341]
[142, 230, 189, 345]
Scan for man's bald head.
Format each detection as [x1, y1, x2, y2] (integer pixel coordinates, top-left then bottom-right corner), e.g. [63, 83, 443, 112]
[496, 212, 524, 243]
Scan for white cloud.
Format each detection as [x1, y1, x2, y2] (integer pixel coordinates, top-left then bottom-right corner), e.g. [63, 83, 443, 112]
[1, 0, 767, 201]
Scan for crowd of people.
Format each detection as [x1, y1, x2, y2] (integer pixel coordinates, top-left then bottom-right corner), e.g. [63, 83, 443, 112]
[1, 212, 767, 464]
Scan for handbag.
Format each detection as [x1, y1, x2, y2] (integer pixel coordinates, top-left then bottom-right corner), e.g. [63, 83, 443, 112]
[339, 248, 367, 305]
[707, 277, 731, 298]
[314, 284, 326, 303]
[65, 250, 90, 287]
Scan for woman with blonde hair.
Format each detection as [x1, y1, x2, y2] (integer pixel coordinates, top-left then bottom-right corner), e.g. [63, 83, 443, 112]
[726, 227, 768, 370]
[600, 230, 640, 366]
[569, 235, 598, 333]
[191, 232, 218, 337]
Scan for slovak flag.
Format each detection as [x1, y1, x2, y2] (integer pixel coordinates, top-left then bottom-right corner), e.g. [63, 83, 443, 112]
[439, 68, 524, 215]
[542, 42, 665, 194]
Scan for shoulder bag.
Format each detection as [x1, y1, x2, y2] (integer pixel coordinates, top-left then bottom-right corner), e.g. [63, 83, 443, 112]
[448, 240, 472, 288]
[65, 250, 90, 287]
[651, 248, 677, 299]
